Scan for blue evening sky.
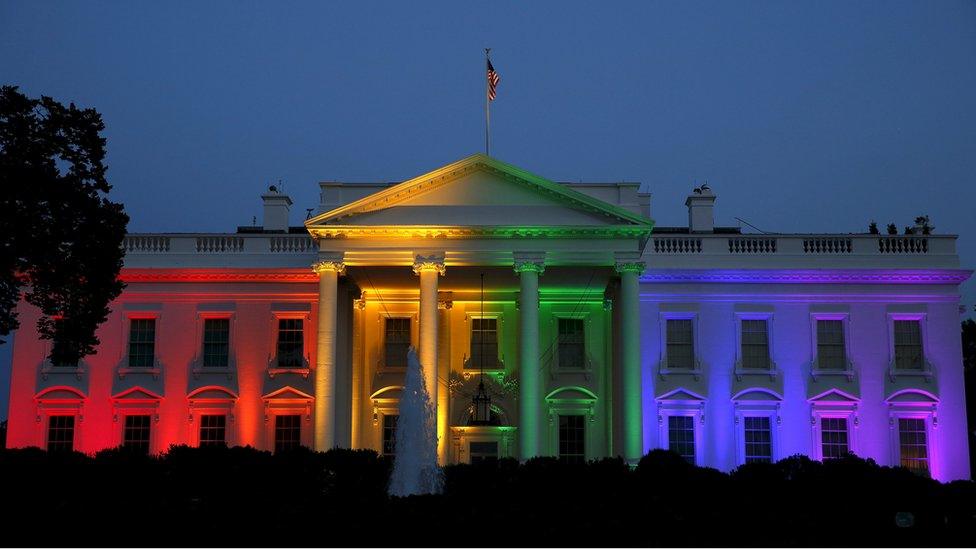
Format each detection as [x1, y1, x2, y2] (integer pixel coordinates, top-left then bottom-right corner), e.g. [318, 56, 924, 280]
[1, 1, 975, 418]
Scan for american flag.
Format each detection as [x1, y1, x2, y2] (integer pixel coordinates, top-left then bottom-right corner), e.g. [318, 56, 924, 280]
[487, 59, 500, 101]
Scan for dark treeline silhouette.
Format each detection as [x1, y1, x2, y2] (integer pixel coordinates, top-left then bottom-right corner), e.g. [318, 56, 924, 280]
[1, 445, 974, 546]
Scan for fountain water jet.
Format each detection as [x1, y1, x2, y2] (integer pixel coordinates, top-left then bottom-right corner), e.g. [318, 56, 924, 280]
[388, 347, 443, 496]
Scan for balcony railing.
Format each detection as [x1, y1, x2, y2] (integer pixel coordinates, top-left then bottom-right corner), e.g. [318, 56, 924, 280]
[124, 234, 316, 255]
[647, 234, 953, 256]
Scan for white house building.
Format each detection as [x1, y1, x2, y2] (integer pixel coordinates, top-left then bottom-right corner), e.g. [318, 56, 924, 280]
[6, 154, 972, 480]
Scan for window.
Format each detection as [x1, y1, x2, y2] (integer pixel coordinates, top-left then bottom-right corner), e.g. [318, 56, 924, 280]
[740, 319, 770, 369]
[128, 319, 156, 368]
[274, 414, 302, 452]
[894, 320, 923, 371]
[123, 415, 152, 454]
[898, 418, 929, 476]
[820, 417, 849, 459]
[199, 414, 226, 447]
[47, 416, 75, 452]
[382, 414, 398, 456]
[202, 318, 230, 368]
[469, 318, 498, 370]
[384, 318, 411, 368]
[276, 319, 304, 368]
[558, 415, 585, 464]
[557, 318, 586, 370]
[666, 319, 695, 369]
[668, 416, 696, 464]
[469, 441, 499, 463]
[816, 319, 847, 370]
[743, 416, 772, 463]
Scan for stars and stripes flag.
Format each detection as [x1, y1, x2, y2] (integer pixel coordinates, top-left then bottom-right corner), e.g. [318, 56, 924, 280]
[487, 59, 500, 101]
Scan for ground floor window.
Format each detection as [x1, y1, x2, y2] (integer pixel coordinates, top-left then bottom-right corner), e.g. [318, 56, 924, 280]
[898, 418, 929, 476]
[123, 415, 152, 454]
[558, 415, 585, 464]
[743, 416, 772, 463]
[382, 414, 398, 456]
[469, 441, 499, 463]
[199, 414, 227, 447]
[668, 416, 696, 464]
[47, 416, 75, 452]
[820, 417, 849, 459]
[274, 414, 302, 452]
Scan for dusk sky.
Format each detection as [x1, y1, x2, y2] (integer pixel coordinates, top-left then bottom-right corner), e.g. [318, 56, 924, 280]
[2, 1, 975, 418]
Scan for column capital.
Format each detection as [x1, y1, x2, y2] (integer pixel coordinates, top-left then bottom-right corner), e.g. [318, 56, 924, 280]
[312, 259, 346, 276]
[413, 253, 446, 276]
[513, 252, 546, 275]
[614, 261, 646, 275]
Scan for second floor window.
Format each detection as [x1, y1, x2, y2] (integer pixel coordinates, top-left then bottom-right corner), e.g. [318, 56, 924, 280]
[893, 320, 923, 370]
[557, 318, 585, 370]
[740, 319, 770, 370]
[469, 318, 498, 369]
[666, 319, 695, 369]
[816, 319, 847, 370]
[128, 319, 156, 368]
[202, 319, 230, 368]
[384, 318, 410, 368]
[276, 319, 304, 368]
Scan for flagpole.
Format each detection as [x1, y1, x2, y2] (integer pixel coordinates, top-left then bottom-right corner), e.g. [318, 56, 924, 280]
[485, 48, 491, 156]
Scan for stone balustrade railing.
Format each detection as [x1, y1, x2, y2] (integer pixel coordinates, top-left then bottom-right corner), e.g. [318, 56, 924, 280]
[124, 234, 316, 255]
[647, 234, 955, 256]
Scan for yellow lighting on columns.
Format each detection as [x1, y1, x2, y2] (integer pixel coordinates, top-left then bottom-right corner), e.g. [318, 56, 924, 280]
[413, 253, 445, 459]
[312, 257, 345, 451]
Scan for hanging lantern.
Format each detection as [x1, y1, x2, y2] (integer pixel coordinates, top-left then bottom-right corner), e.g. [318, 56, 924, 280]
[471, 380, 492, 425]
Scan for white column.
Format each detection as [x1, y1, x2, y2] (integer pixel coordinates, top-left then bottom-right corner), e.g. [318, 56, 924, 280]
[413, 253, 445, 414]
[515, 253, 545, 460]
[312, 256, 345, 451]
[616, 259, 645, 464]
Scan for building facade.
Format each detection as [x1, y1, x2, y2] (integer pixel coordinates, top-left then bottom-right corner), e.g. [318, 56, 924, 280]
[6, 154, 972, 480]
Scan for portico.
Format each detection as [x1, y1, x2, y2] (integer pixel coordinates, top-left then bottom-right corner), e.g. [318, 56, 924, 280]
[305, 154, 652, 463]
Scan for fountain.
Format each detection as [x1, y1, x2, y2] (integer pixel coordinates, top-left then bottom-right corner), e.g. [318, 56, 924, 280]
[388, 347, 443, 496]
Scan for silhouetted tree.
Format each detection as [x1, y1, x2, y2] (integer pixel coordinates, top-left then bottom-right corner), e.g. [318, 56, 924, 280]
[0, 85, 128, 365]
[886, 222, 898, 235]
[868, 220, 880, 234]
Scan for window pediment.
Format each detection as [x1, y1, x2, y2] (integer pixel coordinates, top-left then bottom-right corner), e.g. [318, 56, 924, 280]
[262, 386, 314, 401]
[656, 388, 706, 403]
[731, 388, 783, 402]
[34, 387, 87, 402]
[808, 388, 860, 404]
[885, 389, 938, 405]
[111, 387, 163, 401]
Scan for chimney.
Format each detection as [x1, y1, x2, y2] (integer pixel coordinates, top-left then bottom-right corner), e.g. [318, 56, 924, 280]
[685, 184, 715, 233]
[262, 184, 292, 232]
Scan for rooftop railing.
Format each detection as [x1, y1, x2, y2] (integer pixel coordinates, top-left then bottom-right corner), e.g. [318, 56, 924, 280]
[646, 234, 955, 256]
[124, 234, 316, 255]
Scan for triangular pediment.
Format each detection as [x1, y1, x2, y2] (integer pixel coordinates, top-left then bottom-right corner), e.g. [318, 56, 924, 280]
[111, 387, 163, 401]
[656, 388, 706, 402]
[306, 154, 652, 237]
[262, 386, 313, 401]
[808, 388, 860, 403]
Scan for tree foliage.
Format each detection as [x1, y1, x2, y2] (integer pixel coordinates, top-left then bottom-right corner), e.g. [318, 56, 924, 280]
[0, 85, 128, 364]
